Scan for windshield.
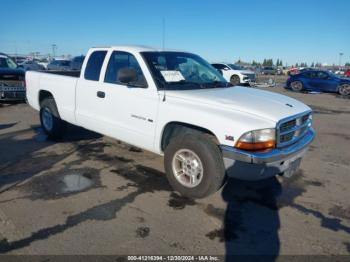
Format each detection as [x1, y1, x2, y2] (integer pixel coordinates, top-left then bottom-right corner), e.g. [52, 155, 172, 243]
[228, 64, 243, 70]
[141, 52, 229, 90]
[0, 55, 18, 69]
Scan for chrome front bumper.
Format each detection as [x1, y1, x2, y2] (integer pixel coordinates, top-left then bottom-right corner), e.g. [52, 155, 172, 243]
[220, 128, 315, 180]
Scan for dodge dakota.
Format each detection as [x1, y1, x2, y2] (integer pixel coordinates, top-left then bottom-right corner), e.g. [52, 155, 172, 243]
[26, 46, 315, 198]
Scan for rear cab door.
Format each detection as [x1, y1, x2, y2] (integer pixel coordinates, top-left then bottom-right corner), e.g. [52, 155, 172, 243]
[75, 48, 109, 131]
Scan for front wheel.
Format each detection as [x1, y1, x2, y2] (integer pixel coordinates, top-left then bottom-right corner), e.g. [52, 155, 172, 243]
[338, 84, 350, 96]
[40, 98, 66, 139]
[290, 81, 303, 92]
[164, 132, 226, 199]
[230, 75, 241, 86]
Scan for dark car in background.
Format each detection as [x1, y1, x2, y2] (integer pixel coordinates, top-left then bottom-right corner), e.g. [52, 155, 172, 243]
[0, 53, 26, 102]
[261, 66, 277, 75]
[70, 55, 85, 70]
[286, 69, 350, 96]
[47, 59, 71, 71]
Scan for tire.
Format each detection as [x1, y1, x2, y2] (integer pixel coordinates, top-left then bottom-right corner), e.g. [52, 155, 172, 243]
[40, 97, 66, 139]
[164, 132, 226, 199]
[230, 75, 240, 86]
[338, 84, 350, 96]
[290, 81, 303, 92]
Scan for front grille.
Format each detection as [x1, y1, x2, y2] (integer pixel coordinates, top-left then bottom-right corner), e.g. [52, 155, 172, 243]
[0, 80, 25, 91]
[277, 112, 312, 147]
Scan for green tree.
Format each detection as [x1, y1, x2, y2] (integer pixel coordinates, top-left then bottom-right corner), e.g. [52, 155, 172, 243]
[345, 62, 350, 66]
[276, 59, 279, 67]
[311, 62, 315, 67]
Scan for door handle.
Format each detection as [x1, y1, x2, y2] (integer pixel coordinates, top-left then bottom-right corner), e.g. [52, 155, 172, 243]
[97, 91, 105, 98]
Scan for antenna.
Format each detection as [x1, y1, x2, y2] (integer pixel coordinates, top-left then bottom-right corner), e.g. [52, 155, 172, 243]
[162, 18, 165, 50]
[162, 17, 167, 102]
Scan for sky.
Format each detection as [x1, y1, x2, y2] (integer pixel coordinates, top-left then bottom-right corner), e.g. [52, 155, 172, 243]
[1, 0, 350, 65]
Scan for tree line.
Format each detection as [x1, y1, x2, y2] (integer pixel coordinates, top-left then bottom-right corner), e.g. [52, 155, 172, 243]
[238, 59, 350, 67]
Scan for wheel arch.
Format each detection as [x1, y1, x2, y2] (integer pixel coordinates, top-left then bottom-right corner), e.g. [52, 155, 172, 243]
[160, 121, 219, 152]
[38, 90, 55, 106]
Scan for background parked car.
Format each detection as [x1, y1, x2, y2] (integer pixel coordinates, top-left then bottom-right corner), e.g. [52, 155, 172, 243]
[344, 69, 350, 78]
[261, 66, 277, 75]
[211, 63, 256, 85]
[0, 52, 26, 102]
[70, 55, 85, 70]
[286, 69, 350, 95]
[47, 59, 71, 71]
[17, 60, 45, 71]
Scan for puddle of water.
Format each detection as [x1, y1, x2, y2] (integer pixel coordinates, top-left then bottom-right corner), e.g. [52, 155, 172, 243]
[61, 174, 94, 193]
[20, 167, 101, 200]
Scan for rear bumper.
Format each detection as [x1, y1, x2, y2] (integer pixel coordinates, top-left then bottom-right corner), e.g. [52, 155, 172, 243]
[220, 128, 315, 180]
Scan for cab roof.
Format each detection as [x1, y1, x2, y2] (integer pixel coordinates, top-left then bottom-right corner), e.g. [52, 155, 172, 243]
[91, 45, 183, 53]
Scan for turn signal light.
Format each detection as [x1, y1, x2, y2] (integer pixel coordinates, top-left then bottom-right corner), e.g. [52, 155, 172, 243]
[235, 140, 275, 151]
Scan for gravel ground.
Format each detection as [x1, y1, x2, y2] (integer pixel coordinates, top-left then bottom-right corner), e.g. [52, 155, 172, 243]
[0, 87, 349, 259]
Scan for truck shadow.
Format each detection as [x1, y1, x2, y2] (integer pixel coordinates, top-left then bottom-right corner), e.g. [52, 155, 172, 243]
[0, 125, 101, 193]
[221, 177, 281, 260]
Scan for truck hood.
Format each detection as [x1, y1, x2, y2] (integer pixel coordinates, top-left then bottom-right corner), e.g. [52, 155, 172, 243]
[0, 68, 25, 81]
[167, 86, 311, 122]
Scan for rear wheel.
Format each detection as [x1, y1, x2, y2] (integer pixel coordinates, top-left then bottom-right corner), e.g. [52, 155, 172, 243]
[290, 81, 303, 92]
[338, 84, 350, 96]
[230, 75, 240, 86]
[40, 98, 66, 139]
[164, 132, 226, 199]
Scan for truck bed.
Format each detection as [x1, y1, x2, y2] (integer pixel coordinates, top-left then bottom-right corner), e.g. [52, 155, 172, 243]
[44, 70, 81, 77]
[26, 70, 79, 124]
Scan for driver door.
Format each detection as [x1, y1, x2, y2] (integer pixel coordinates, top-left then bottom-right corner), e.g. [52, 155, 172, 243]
[97, 51, 159, 151]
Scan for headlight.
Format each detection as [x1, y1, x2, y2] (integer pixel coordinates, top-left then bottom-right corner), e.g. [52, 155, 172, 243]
[235, 128, 276, 151]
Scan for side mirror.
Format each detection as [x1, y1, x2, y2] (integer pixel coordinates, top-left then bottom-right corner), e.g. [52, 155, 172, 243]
[117, 68, 137, 84]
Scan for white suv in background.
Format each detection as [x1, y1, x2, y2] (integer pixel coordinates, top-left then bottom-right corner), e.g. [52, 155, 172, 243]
[212, 63, 256, 86]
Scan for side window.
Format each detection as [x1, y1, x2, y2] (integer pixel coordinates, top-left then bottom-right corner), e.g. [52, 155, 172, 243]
[212, 64, 225, 70]
[304, 71, 316, 78]
[104, 51, 147, 87]
[316, 71, 328, 79]
[84, 51, 107, 81]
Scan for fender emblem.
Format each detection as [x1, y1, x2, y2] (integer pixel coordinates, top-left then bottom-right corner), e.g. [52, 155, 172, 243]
[286, 103, 294, 108]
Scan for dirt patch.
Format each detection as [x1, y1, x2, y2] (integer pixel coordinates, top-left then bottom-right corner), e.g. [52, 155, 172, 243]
[310, 105, 350, 115]
[168, 192, 196, 210]
[136, 227, 150, 238]
[329, 205, 350, 220]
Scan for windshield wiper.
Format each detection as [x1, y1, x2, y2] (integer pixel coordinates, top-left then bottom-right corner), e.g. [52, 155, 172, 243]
[168, 80, 205, 89]
[204, 81, 231, 88]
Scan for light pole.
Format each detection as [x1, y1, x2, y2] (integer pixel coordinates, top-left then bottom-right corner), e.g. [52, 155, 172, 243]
[52, 44, 57, 58]
[339, 52, 343, 67]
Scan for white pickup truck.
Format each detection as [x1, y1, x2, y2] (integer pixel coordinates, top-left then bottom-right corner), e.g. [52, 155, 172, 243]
[26, 46, 315, 198]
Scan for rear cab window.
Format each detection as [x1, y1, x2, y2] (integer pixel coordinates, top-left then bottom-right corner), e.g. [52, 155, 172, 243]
[84, 51, 107, 81]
